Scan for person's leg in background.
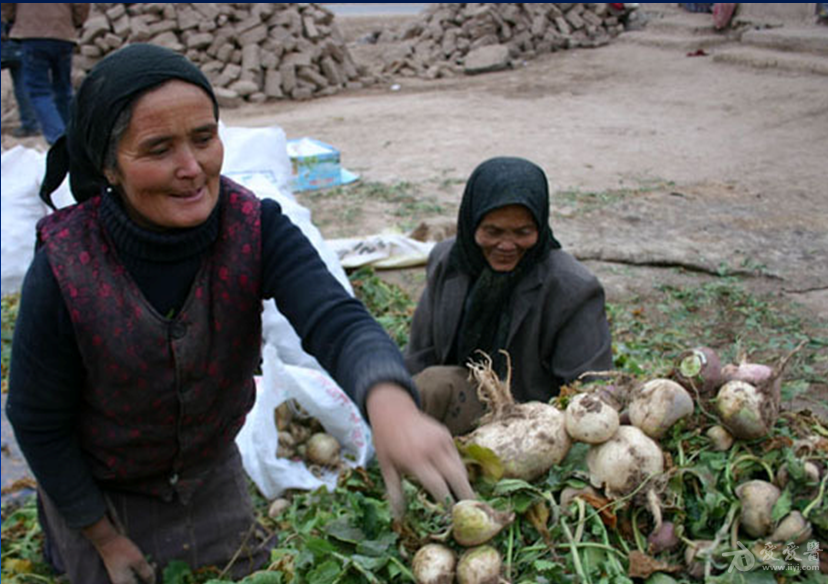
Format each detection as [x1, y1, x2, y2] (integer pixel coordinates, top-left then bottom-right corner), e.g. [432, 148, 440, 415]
[9, 60, 39, 137]
[49, 39, 74, 126]
[21, 39, 69, 144]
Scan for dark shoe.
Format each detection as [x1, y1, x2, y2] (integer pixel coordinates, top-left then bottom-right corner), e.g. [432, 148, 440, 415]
[11, 127, 40, 138]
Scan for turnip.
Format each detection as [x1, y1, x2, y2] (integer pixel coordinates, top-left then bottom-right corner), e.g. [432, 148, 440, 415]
[717, 343, 805, 440]
[771, 511, 813, 545]
[305, 432, 341, 467]
[559, 485, 599, 510]
[648, 521, 680, 554]
[715, 380, 778, 440]
[412, 543, 456, 584]
[674, 346, 722, 395]
[775, 461, 821, 489]
[628, 379, 694, 439]
[456, 545, 502, 584]
[451, 500, 514, 547]
[459, 352, 571, 481]
[587, 426, 664, 499]
[565, 393, 620, 444]
[735, 480, 781, 538]
[267, 498, 291, 519]
[706, 425, 734, 451]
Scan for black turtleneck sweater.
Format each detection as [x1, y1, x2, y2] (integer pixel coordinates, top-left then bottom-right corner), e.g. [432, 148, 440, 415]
[7, 185, 416, 528]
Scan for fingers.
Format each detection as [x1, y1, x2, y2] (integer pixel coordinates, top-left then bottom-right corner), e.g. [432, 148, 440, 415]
[378, 459, 406, 520]
[134, 560, 156, 584]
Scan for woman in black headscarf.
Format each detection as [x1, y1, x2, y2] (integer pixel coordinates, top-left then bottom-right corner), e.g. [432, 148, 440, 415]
[7, 44, 472, 584]
[405, 157, 613, 435]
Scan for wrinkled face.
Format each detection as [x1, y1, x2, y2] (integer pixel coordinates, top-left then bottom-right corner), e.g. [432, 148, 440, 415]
[105, 80, 223, 230]
[474, 204, 539, 272]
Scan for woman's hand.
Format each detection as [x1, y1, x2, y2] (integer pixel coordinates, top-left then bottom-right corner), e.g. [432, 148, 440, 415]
[366, 383, 475, 519]
[83, 516, 156, 584]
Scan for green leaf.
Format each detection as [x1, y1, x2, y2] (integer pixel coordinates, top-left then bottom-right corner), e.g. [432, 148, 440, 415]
[162, 560, 194, 584]
[306, 559, 342, 584]
[356, 532, 397, 557]
[772, 488, 793, 523]
[326, 518, 366, 544]
[644, 575, 679, 584]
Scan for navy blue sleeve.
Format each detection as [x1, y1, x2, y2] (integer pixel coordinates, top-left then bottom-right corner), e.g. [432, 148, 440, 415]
[259, 198, 419, 416]
[6, 249, 107, 529]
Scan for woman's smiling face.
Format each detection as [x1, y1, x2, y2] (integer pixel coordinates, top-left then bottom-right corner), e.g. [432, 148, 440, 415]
[105, 80, 223, 230]
[474, 204, 539, 272]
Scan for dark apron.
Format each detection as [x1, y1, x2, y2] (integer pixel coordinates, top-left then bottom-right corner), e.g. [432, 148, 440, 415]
[39, 446, 275, 583]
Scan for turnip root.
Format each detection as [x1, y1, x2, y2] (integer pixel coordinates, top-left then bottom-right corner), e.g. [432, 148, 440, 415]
[565, 393, 619, 444]
[674, 346, 722, 395]
[305, 432, 341, 467]
[267, 498, 291, 519]
[412, 543, 456, 584]
[459, 352, 571, 481]
[628, 379, 694, 439]
[587, 426, 664, 499]
[706, 425, 734, 451]
[716, 380, 778, 440]
[456, 545, 501, 584]
[735, 480, 781, 538]
[770, 511, 813, 545]
[452, 500, 514, 547]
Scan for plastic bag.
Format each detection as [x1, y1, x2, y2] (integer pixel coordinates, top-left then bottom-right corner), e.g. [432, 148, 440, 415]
[236, 344, 373, 499]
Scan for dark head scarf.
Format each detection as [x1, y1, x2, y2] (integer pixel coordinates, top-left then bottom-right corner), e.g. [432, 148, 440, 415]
[450, 157, 562, 374]
[40, 44, 219, 209]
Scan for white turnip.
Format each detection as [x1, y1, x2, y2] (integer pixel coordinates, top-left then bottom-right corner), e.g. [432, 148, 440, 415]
[565, 393, 619, 444]
[775, 461, 821, 489]
[628, 379, 694, 439]
[305, 432, 341, 467]
[456, 545, 501, 584]
[735, 480, 781, 538]
[451, 500, 514, 547]
[587, 426, 664, 499]
[770, 511, 813, 545]
[674, 346, 722, 395]
[715, 380, 778, 440]
[412, 543, 456, 584]
[706, 425, 734, 451]
[460, 352, 571, 481]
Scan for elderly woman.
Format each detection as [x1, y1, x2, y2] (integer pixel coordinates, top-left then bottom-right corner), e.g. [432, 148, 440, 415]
[7, 44, 472, 584]
[405, 157, 613, 435]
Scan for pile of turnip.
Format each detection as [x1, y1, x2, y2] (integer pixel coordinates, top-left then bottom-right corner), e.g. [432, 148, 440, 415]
[409, 344, 826, 582]
[274, 399, 344, 473]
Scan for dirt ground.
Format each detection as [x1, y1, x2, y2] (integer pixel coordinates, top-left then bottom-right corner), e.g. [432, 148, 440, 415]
[219, 11, 828, 320]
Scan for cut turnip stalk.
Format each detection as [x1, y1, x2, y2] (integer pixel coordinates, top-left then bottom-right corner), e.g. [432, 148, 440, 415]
[412, 543, 456, 584]
[628, 379, 695, 439]
[451, 500, 515, 547]
[460, 351, 571, 481]
[674, 346, 722, 395]
[565, 393, 620, 444]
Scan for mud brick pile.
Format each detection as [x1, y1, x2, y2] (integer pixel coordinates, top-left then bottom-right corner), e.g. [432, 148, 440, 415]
[76, 3, 367, 106]
[375, 3, 629, 78]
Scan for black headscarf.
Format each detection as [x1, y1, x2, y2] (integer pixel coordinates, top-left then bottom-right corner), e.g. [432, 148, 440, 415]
[450, 157, 562, 374]
[40, 44, 219, 209]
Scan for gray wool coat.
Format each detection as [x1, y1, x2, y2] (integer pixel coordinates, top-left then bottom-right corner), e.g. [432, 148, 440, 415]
[405, 238, 613, 403]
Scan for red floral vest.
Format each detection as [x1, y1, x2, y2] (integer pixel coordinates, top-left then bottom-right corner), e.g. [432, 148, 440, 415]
[37, 178, 262, 500]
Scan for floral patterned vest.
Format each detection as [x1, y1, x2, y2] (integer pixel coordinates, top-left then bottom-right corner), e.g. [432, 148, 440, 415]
[36, 178, 263, 500]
